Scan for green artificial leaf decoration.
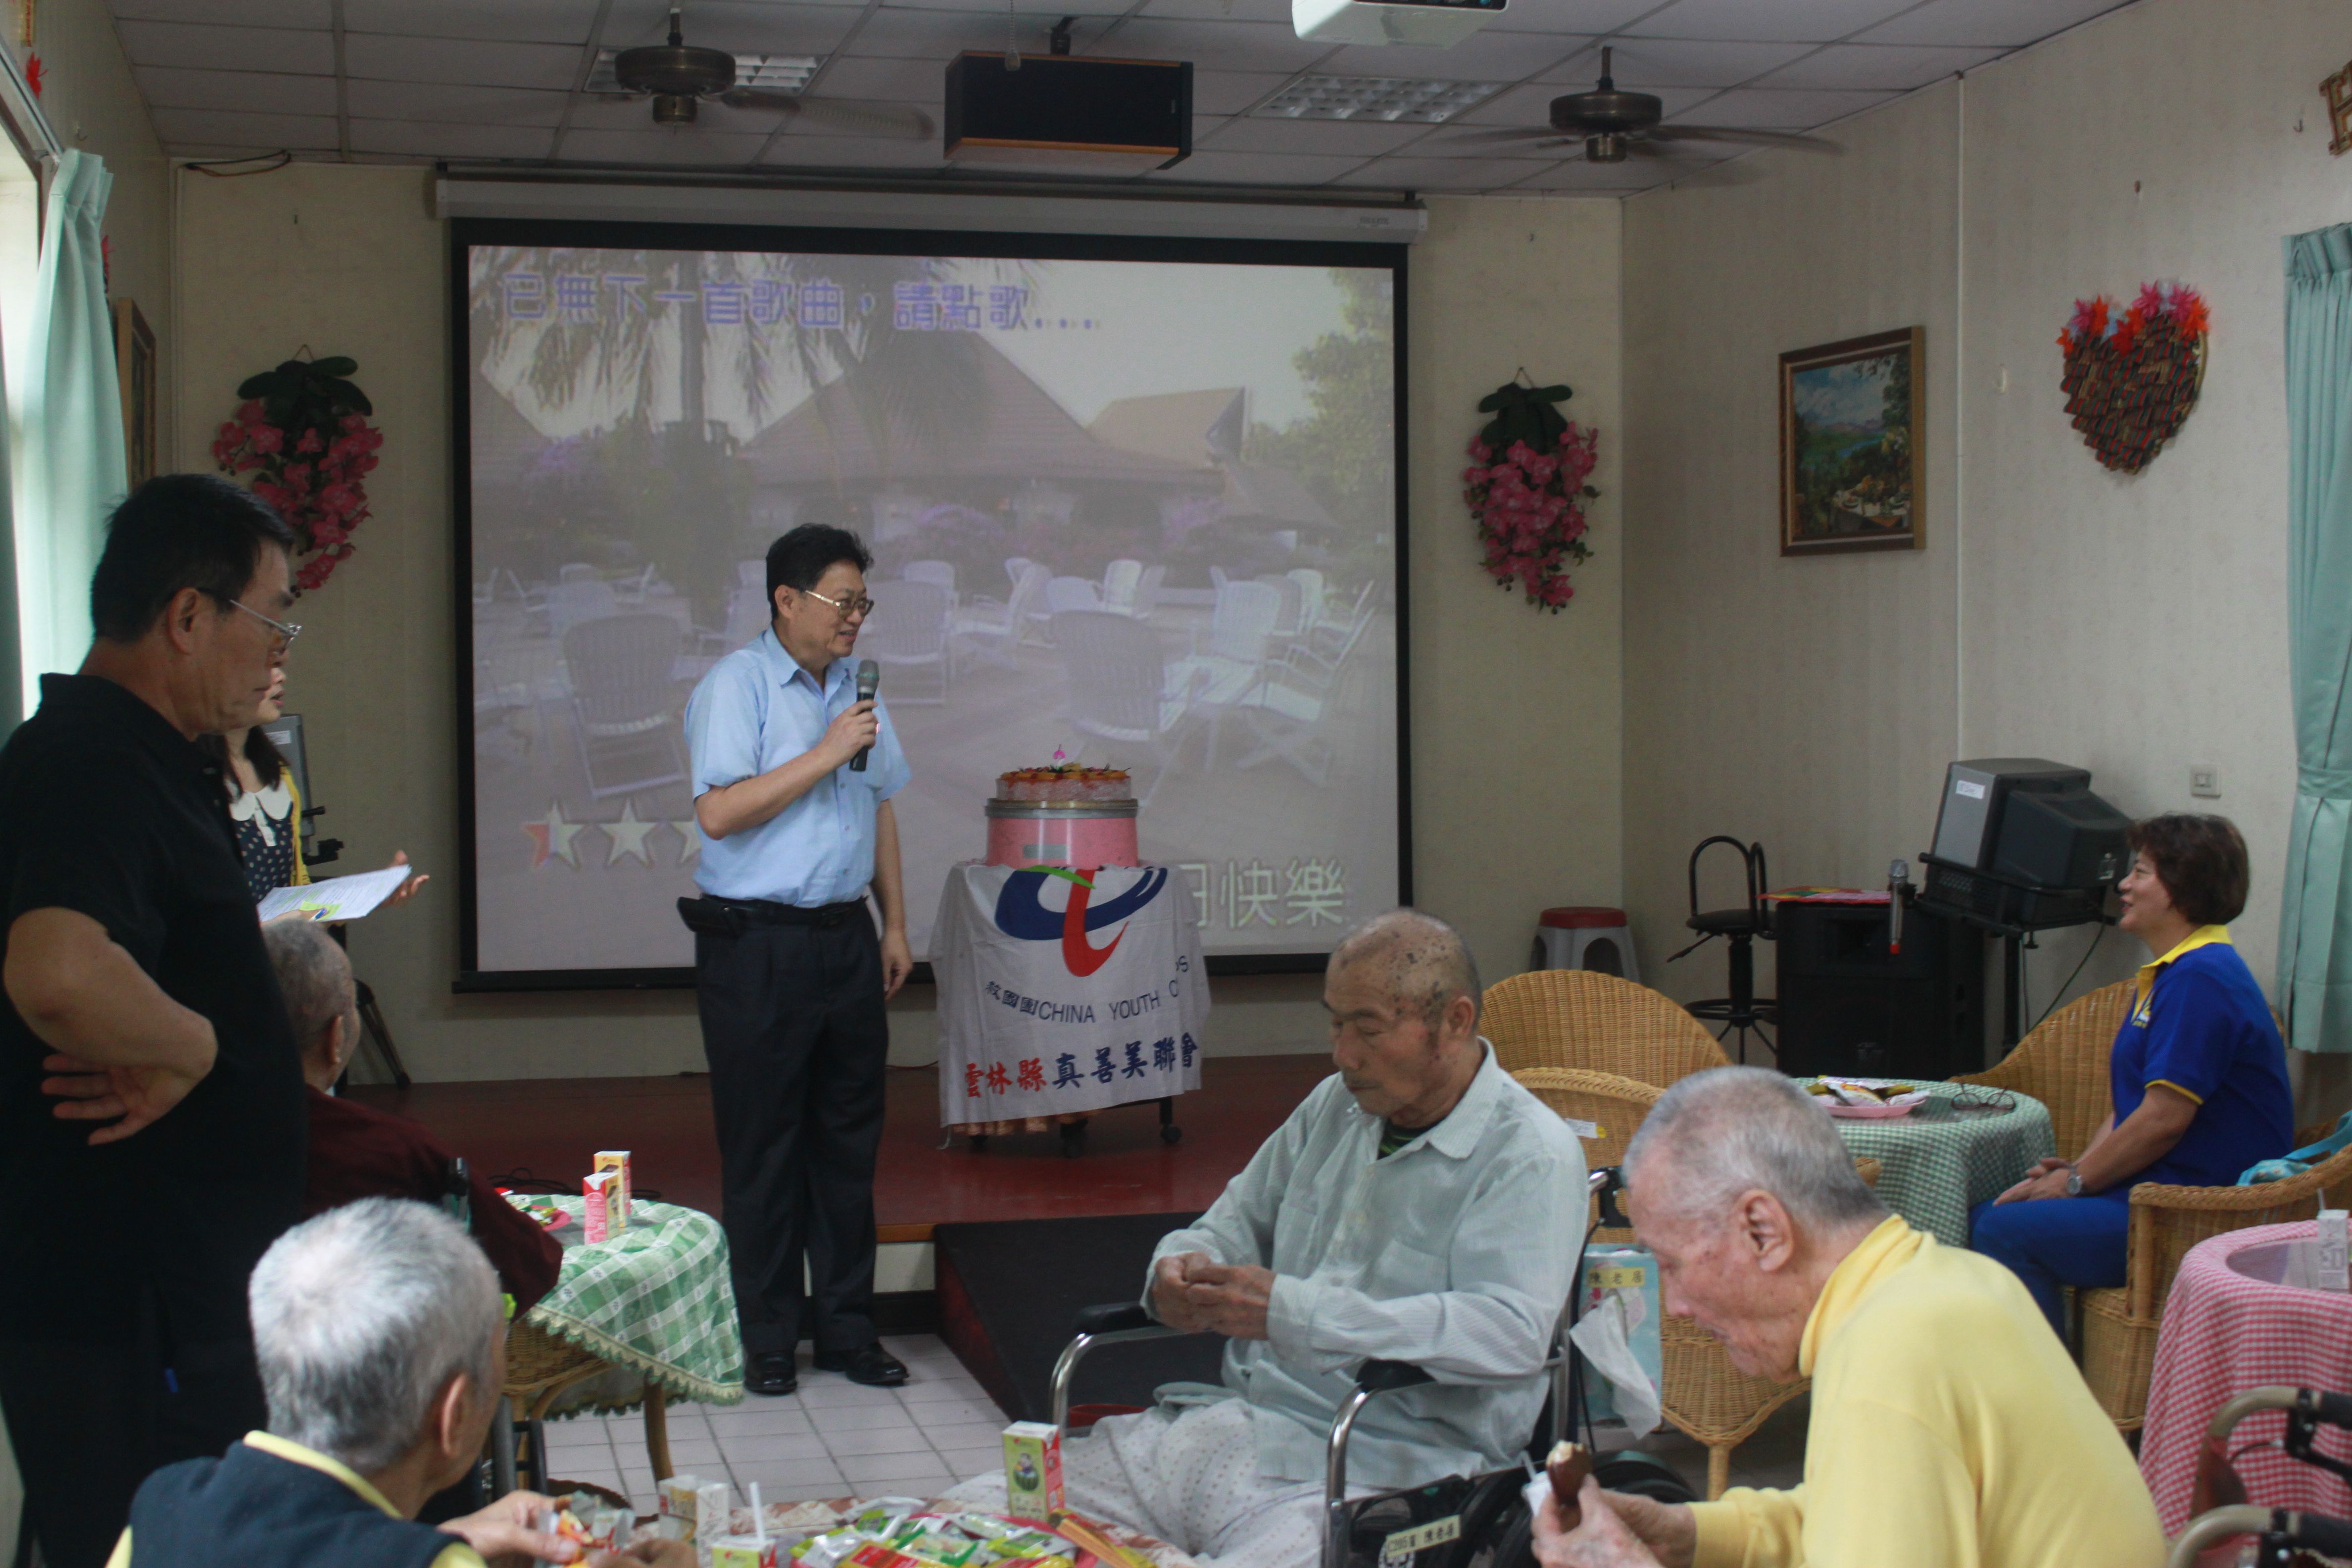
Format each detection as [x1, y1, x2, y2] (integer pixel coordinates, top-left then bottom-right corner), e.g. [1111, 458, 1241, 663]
[1476, 379, 1574, 453]
[311, 356, 359, 378]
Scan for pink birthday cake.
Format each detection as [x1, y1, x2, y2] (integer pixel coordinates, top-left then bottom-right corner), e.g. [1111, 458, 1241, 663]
[985, 765, 1140, 868]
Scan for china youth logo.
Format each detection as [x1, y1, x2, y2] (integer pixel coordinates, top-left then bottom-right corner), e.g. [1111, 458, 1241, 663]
[993, 867, 1170, 978]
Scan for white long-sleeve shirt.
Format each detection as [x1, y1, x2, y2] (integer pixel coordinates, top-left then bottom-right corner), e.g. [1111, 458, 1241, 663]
[1144, 1042, 1585, 1488]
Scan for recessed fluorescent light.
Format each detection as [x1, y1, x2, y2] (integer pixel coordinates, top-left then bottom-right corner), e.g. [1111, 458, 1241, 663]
[587, 51, 824, 94]
[1254, 75, 1502, 123]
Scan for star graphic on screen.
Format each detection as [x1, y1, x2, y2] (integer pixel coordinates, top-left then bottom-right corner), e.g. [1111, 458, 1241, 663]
[522, 800, 584, 869]
[670, 821, 701, 864]
[604, 799, 658, 866]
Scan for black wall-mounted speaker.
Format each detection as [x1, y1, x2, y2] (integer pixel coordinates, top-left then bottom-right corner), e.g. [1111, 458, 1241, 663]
[1773, 901, 1986, 1081]
[944, 52, 1192, 173]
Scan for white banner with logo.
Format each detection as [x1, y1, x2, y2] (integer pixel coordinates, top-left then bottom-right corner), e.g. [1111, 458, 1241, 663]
[932, 861, 1210, 1126]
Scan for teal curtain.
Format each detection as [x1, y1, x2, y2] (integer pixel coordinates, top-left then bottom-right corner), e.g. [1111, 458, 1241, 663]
[12, 148, 121, 719]
[2279, 222, 2352, 1053]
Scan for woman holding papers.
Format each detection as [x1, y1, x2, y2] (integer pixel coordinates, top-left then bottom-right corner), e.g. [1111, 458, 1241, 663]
[198, 665, 427, 910]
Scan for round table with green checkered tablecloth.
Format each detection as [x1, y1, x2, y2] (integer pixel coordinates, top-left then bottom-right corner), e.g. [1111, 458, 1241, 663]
[1808, 1081, 2057, 1248]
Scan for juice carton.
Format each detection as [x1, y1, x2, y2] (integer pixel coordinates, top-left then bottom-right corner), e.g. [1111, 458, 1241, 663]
[1000, 1421, 1063, 1521]
[583, 1170, 618, 1244]
[713, 1539, 781, 1568]
[2322, 1209, 2349, 1292]
[595, 1150, 633, 1229]
[657, 1474, 703, 1541]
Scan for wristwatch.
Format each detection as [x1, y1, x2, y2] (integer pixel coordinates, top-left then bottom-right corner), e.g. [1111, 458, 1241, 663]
[2063, 1167, 2084, 1197]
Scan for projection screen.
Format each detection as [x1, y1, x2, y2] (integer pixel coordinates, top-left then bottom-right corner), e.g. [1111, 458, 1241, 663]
[454, 221, 1406, 987]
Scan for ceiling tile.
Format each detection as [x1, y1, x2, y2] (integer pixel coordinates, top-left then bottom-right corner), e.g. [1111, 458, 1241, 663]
[112, 0, 327, 26]
[340, 0, 599, 44]
[1624, 0, 1918, 43]
[1507, 156, 1683, 189]
[134, 66, 338, 117]
[1669, 85, 1897, 128]
[343, 33, 586, 90]
[1190, 69, 1292, 114]
[568, 96, 678, 131]
[112, 20, 336, 73]
[1311, 29, 1586, 83]
[1484, 0, 1658, 32]
[808, 55, 942, 103]
[1136, 0, 1293, 20]
[1088, 18, 1333, 75]
[344, 81, 572, 126]
[148, 106, 340, 149]
[1146, 148, 1368, 184]
[556, 127, 772, 165]
[1752, 40, 2003, 90]
[350, 120, 558, 159]
[1456, 79, 1714, 125]
[1335, 154, 1555, 189]
[1535, 37, 1810, 87]
[1203, 116, 1436, 154]
[760, 136, 952, 170]
[1856, 0, 2131, 47]
[847, 8, 1119, 59]
[599, 0, 865, 53]
[736, 99, 934, 140]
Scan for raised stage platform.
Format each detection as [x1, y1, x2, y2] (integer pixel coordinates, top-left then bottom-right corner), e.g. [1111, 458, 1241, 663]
[348, 1052, 1331, 1242]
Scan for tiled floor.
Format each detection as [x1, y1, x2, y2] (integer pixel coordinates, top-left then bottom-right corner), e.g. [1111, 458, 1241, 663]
[539, 1335, 1810, 1518]
[539, 1337, 1006, 1515]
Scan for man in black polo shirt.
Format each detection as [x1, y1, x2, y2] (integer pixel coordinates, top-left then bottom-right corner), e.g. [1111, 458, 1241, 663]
[0, 475, 308, 1568]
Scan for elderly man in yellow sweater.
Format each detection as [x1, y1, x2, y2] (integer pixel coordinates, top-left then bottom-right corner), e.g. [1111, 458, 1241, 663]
[1533, 1067, 2163, 1568]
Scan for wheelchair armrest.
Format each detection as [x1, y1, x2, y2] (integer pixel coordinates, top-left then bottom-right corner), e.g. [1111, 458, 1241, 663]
[1354, 1359, 1436, 1396]
[1074, 1302, 1156, 1336]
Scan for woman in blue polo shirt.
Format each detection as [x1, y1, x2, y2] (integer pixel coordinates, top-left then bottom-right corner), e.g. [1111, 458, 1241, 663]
[1970, 813, 2294, 1336]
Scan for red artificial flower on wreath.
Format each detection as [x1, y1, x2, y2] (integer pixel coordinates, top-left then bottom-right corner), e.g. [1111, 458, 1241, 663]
[1462, 422, 1600, 612]
[212, 359, 381, 591]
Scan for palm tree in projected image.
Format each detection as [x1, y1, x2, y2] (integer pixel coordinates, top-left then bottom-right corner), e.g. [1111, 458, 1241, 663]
[468, 247, 1016, 614]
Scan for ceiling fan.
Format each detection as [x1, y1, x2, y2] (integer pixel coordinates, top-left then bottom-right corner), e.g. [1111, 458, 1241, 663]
[1448, 47, 1839, 163]
[603, 5, 934, 139]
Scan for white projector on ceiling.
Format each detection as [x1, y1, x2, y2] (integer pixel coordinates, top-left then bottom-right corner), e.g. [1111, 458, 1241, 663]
[1291, 0, 1507, 47]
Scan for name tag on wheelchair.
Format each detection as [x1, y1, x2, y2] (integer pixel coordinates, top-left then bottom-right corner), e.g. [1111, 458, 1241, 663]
[1343, 1470, 1526, 1568]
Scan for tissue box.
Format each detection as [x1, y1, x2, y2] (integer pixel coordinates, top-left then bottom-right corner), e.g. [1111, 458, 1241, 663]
[2321, 1211, 2349, 1292]
[1001, 1421, 1064, 1520]
[1578, 1246, 1662, 1423]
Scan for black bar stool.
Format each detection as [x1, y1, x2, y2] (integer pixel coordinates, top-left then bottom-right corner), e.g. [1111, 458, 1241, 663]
[1670, 835, 1778, 1064]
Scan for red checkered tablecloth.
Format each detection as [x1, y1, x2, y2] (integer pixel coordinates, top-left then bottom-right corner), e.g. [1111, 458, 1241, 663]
[2140, 1221, 2352, 1533]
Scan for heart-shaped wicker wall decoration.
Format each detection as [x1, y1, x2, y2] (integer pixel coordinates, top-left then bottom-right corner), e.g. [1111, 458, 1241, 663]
[2057, 283, 2209, 475]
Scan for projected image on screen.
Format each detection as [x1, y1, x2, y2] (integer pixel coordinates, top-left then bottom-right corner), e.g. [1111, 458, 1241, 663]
[464, 240, 1399, 977]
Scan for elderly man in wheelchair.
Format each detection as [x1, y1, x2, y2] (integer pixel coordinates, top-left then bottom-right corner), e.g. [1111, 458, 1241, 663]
[946, 909, 1586, 1568]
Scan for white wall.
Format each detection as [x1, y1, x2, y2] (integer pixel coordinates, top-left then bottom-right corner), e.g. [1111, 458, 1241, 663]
[1623, 0, 2352, 1061]
[171, 173, 1627, 1080]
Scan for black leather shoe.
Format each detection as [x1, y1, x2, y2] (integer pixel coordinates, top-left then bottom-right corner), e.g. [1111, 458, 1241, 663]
[813, 1343, 909, 1387]
[746, 1353, 798, 1396]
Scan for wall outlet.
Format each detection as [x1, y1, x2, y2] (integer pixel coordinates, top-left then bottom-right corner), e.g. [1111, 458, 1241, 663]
[2190, 763, 2221, 798]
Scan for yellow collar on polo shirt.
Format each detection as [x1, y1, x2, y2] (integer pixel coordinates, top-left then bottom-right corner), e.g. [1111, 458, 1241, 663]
[1797, 1214, 1924, 1380]
[2133, 925, 2233, 1020]
[242, 1430, 404, 1519]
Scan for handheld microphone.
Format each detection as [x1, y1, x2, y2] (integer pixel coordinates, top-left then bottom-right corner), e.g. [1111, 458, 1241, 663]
[849, 659, 880, 772]
[1888, 858, 1910, 956]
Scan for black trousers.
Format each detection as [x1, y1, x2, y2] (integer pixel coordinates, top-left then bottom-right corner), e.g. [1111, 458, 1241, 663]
[0, 1302, 264, 1568]
[695, 911, 889, 1357]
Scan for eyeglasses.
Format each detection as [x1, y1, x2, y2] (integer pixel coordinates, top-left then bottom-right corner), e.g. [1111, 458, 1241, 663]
[229, 598, 303, 647]
[801, 587, 876, 619]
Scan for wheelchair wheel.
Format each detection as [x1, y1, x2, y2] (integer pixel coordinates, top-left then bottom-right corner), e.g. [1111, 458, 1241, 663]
[1487, 1509, 1538, 1568]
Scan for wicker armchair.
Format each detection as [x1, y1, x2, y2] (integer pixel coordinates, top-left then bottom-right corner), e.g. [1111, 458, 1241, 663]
[503, 1316, 674, 1490]
[1513, 1066, 1881, 1499]
[2079, 1143, 2352, 1431]
[1952, 979, 2132, 1160]
[1485, 970, 1731, 1086]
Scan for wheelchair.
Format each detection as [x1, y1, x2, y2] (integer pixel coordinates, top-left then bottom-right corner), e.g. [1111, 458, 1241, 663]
[1047, 1171, 1695, 1568]
[2168, 1385, 2352, 1568]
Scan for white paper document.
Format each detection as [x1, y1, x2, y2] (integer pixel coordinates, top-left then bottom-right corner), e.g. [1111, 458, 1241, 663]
[257, 865, 415, 924]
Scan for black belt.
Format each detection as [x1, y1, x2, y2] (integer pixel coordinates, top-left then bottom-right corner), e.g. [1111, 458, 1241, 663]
[678, 895, 867, 936]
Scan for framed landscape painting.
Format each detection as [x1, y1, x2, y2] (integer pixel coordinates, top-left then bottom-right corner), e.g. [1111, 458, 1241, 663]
[1779, 326, 1924, 556]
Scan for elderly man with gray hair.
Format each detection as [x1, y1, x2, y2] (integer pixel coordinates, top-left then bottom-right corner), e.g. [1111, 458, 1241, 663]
[949, 907, 1584, 1567]
[1534, 1067, 2163, 1568]
[104, 1198, 687, 1568]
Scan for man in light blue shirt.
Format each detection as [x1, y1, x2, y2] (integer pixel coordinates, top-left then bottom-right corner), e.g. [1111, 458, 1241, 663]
[682, 525, 915, 1398]
[946, 910, 1584, 1568]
